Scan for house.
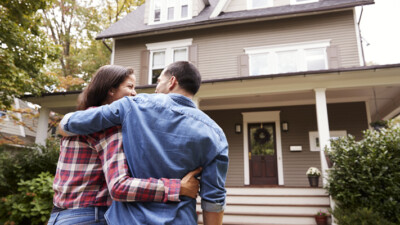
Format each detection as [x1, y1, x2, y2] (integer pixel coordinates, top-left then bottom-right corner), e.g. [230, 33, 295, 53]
[25, 0, 400, 224]
[0, 98, 38, 145]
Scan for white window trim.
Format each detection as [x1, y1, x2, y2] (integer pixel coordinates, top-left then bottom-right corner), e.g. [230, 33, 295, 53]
[149, 0, 193, 25]
[309, 130, 347, 151]
[146, 39, 193, 84]
[245, 40, 331, 75]
[247, 0, 273, 10]
[242, 111, 284, 186]
[290, 0, 319, 5]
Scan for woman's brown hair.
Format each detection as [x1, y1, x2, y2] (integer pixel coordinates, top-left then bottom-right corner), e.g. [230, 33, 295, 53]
[77, 65, 134, 110]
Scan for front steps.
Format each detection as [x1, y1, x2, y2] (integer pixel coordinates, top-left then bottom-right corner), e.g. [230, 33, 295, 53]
[197, 187, 331, 225]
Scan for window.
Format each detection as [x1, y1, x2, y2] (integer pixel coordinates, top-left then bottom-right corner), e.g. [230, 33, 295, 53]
[248, 0, 273, 9]
[0, 110, 9, 121]
[146, 39, 192, 84]
[151, 0, 192, 24]
[245, 40, 330, 76]
[309, 130, 347, 151]
[291, 0, 318, 5]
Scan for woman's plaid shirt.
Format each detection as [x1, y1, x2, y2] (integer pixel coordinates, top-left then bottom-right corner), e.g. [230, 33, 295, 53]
[52, 126, 180, 209]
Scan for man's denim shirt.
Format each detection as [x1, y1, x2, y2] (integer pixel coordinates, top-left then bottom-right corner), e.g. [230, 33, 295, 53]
[62, 93, 229, 225]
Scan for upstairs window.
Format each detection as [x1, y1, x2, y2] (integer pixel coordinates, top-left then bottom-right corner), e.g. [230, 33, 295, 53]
[151, 0, 192, 24]
[245, 40, 330, 76]
[291, 0, 319, 5]
[146, 39, 192, 84]
[248, 0, 273, 9]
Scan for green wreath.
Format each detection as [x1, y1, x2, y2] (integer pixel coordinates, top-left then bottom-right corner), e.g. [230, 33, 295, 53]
[253, 128, 271, 144]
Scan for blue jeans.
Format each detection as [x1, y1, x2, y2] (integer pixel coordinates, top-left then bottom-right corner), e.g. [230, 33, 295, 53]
[47, 206, 108, 225]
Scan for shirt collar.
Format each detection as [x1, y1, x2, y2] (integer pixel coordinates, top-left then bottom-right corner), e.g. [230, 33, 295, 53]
[168, 93, 196, 108]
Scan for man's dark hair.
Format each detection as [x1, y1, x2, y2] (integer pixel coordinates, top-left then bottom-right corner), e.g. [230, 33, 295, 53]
[164, 61, 201, 95]
[77, 65, 134, 110]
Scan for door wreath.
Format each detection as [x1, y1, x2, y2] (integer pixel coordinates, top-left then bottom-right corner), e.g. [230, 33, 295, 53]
[253, 128, 271, 144]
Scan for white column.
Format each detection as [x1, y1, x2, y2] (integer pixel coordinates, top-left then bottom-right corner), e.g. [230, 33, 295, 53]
[192, 97, 200, 108]
[314, 88, 330, 186]
[35, 107, 50, 145]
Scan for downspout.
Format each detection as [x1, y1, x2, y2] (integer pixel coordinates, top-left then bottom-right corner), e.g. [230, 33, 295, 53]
[102, 38, 113, 52]
[357, 6, 367, 66]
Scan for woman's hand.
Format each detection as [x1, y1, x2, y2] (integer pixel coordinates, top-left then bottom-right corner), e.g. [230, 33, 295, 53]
[180, 167, 202, 199]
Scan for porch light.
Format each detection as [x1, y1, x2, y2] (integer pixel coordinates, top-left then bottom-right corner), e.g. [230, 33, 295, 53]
[235, 124, 242, 134]
[281, 122, 289, 132]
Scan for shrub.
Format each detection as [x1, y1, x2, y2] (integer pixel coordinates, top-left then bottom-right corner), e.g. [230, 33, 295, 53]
[0, 138, 59, 197]
[327, 122, 400, 224]
[332, 206, 396, 225]
[0, 172, 54, 225]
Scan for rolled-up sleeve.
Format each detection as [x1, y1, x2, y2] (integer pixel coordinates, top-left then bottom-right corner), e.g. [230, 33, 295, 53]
[200, 145, 229, 212]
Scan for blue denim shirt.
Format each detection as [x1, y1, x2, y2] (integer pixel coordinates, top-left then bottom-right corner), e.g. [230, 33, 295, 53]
[63, 93, 229, 225]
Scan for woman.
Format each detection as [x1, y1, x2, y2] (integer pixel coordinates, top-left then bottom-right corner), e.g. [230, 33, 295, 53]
[48, 65, 200, 225]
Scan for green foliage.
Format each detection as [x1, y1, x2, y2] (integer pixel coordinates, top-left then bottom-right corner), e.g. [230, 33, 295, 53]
[0, 0, 59, 110]
[332, 206, 396, 225]
[0, 138, 60, 197]
[327, 122, 400, 224]
[0, 172, 54, 225]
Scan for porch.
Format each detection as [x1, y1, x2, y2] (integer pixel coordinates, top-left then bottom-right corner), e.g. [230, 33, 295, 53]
[197, 187, 331, 225]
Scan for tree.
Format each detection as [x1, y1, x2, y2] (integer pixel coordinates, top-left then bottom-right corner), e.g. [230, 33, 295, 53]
[42, 0, 144, 91]
[0, 0, 59, 110]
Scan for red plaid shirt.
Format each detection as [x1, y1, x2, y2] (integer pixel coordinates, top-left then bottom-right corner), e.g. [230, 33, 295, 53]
[53, 126, 180, 209]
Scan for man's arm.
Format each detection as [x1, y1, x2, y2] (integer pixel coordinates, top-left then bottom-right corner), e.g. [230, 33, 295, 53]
[200, 144, 229, 223]
[203, 211, 224, 225]
[94, 127, 200, 202]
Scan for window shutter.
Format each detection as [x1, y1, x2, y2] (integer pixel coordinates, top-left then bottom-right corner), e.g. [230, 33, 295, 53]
[140, 50, 150, 85]
[326, 46, 340, 69]
[189, 44, 198, 67]
[238, 54, 249, 76]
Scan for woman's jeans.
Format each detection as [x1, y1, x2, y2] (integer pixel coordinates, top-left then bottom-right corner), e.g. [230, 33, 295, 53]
[47, 206, 108, 225]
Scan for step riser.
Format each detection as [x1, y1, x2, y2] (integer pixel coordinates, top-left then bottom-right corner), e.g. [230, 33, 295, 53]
[224, 196, 330, 205]
[196, 205, 329, 215]
[198, 214, 317, 225]
[227, 188, 328, 196]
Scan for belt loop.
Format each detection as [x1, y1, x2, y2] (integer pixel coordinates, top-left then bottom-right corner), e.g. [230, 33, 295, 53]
[95, 206, 99, 222]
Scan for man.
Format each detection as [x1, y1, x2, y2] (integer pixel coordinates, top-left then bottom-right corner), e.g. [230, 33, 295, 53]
[60, 61, 228, 225]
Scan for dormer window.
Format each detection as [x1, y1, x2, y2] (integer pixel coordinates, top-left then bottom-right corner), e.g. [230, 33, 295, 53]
[151, 0, 192, 24]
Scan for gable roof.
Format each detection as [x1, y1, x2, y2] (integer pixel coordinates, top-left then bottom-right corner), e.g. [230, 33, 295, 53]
[96, 0, 373, 40]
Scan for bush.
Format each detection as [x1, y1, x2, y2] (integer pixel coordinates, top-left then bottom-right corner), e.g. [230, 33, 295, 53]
[0, 138, 59, 197]
[327, 122, 400, 224]
[331, 206, 396, 225]
[0, 172, 54, 225]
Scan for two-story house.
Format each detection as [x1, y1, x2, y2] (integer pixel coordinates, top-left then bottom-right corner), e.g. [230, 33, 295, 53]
[25, 0, 400, 224]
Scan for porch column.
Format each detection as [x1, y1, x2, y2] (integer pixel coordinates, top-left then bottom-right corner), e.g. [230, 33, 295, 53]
[35, 107, 50, 145]
[192, 97, 200, 108]
[314, 88, 330, 186]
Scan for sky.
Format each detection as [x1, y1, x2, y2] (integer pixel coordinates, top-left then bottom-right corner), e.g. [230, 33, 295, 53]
[357, 0, 400, 65]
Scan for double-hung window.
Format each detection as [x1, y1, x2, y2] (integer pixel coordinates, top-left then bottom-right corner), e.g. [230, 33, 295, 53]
[290, 0, 319, 5]
[151, 0, 191, 24]
[245, 40, 330, 76]
[146, 39, 192, 84]
[248, 0, 273, 9]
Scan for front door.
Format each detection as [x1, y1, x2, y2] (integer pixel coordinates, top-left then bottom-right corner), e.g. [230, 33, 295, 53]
[248, 123, 278, 185]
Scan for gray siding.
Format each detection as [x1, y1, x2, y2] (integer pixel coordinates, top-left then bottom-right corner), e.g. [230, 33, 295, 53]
[114, 10, 360, 84]
[205, 102, 368, 187]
